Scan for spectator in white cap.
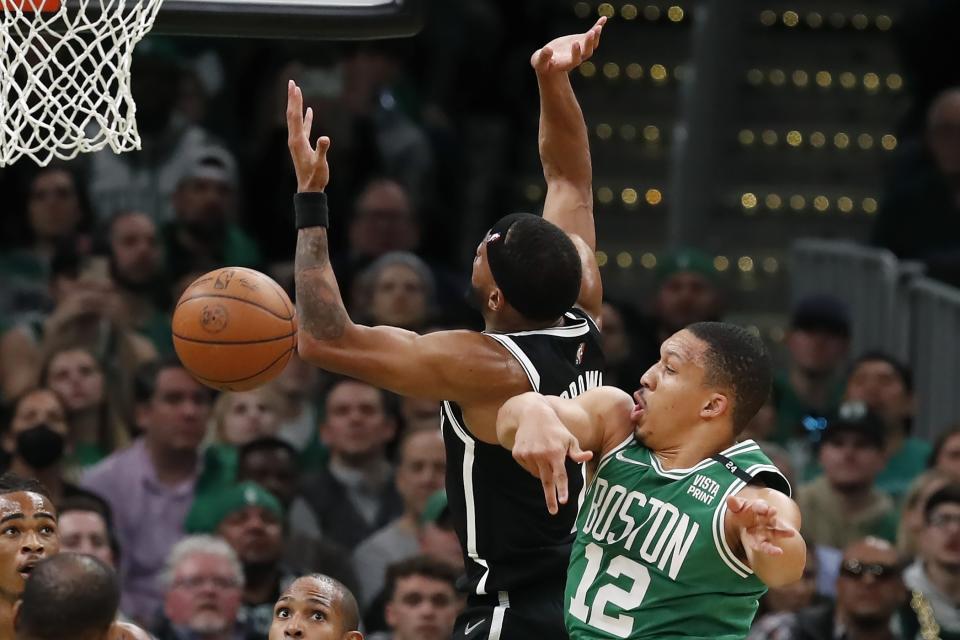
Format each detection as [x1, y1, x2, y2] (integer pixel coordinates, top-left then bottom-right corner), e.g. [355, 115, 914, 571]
[163, 144, 261, 282]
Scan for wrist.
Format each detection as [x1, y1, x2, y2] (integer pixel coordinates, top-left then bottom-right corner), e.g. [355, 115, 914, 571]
[294, 192, 329, 229]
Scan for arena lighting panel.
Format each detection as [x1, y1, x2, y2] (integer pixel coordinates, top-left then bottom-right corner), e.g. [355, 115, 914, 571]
[65, 0, 423, 39]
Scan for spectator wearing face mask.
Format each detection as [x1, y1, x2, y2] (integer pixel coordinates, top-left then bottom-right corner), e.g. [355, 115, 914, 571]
[1, 387, 101, 506]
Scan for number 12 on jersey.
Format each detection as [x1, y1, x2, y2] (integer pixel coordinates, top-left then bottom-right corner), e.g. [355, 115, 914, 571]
[569, 542, 650, 638]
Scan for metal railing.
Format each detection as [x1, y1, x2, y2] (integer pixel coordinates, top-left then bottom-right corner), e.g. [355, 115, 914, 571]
[791, 239, 960, 437]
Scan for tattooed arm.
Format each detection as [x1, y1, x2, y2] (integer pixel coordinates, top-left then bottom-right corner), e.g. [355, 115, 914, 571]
[532, 20, 605, 322]
[286, 81, 529, 417]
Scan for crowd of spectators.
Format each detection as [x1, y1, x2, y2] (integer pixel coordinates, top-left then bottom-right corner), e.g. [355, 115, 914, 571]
[1, 1, 960, 638]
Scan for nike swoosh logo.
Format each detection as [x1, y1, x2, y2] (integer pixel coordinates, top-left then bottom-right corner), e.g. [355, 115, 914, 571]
[616, 450, 649, 467]
[465, 619, 484, 636]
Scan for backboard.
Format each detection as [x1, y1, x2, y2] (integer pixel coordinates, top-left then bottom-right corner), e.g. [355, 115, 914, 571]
[69, 0, 423, 39]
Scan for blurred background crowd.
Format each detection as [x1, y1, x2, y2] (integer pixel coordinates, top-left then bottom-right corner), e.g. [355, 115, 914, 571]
[1, 0, 960, 638]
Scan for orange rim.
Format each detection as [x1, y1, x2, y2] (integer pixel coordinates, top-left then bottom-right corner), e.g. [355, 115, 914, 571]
[1, 0, 61, 11]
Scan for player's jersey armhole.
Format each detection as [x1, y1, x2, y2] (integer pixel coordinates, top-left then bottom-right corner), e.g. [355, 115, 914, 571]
[712, 462, 792, 579]
[568, 306, 601, 334]
[485, 333, 540, 392]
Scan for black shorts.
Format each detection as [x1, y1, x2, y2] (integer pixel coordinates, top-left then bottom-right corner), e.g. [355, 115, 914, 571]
[452, 582, 568, 640]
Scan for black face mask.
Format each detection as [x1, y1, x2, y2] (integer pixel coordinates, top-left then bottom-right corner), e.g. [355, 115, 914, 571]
[16, 424, 65, 469]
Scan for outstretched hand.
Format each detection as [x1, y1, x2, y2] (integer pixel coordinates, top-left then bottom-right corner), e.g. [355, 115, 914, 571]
[512, 420, 593, 516]
[531, 17, 607, 74]
[726, 495, 797, 557]
[286, 79, 331, 193]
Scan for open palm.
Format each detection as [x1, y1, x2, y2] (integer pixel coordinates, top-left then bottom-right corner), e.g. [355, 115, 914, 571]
[727, 495, 796, 556]
[531, 17, 607, 74]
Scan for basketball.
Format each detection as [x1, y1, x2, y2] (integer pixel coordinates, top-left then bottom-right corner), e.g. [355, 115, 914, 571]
[172, 267, 297, 392]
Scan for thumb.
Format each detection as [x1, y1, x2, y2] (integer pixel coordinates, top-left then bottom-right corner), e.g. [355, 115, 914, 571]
[315, 136, 331, 156]
[568, 439, 594, 464]
[536, 46, 554, 68]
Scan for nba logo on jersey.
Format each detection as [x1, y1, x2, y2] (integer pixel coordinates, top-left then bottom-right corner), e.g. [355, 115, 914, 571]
[576, 342, 586, 366]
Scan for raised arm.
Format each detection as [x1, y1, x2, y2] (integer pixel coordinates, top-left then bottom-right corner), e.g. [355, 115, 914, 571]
[287, 81, 528, 427]
[497, 386, 634, 513]
[533, 18, 606, 320]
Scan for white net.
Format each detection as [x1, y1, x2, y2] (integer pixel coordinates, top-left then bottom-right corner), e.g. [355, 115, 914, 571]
[0, 0, 164, 166]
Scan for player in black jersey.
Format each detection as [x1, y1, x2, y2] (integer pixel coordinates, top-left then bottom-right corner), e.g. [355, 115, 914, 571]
[287, 19, 607, 640]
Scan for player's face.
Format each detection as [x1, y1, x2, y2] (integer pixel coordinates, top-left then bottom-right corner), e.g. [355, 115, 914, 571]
[239, 449, 299, 508]
[370, 264, 428, 330]
[836, 540, 904, 620]
[0, 491, 58, 598]
[270, 577, 359, 640]
[385, 575, 459, 640]
[110, 212, 161, 285]
[221, 391, 280, 446]
[164, 552, 243, 634]
[58, 510, 114, 567]
[469, 234, 497, 315]
[633, 330, 718, 448]
[138, 368, 211, 453]
[396, 431, 446, 517]
[321, 382, 394, 460]
[845, 360, 912, 429]
[217, 506, 283, 566]
[46, 348, 104, 412]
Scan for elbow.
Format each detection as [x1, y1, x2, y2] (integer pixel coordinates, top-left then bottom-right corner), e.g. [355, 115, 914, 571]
[295, 329, 348, 367]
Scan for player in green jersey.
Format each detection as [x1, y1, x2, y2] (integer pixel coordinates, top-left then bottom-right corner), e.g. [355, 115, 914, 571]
[497, 322, 806, 639]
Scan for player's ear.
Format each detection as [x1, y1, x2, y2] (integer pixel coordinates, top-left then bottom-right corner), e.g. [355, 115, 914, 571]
[488, 288, 503, 313]
[700, 392, 729, 421]
[344, 631, 364, 640]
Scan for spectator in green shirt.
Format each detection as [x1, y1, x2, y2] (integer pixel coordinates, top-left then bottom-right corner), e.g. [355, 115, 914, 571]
[772, 295, 850, 445]
[162, 145, 262, 284]
[845, 351, 931, 501]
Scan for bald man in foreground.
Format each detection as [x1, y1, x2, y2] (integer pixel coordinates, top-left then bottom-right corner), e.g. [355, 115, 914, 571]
[14, 553, 151, 640]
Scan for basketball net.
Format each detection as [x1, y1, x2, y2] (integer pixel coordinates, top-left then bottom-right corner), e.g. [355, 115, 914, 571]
[0, 0, 163, 166]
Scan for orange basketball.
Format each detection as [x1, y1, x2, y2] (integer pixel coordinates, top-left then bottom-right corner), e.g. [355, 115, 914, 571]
[172, 267, 297, 392]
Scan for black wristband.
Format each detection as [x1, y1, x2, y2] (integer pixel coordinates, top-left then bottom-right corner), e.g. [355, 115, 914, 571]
[294, 191, 329, 229]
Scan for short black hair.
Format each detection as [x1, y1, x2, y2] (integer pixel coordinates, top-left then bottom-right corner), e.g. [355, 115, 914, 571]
[849, 350, 914, 394]
[58, 494, 121, 561]
[16, 553, 119, 639]
[383, 555, 459, 603]
[320, 375, 395, 417]
[686, 322, 772, 433]
[238, 437, 298, 468]
[133, 355, 212, 404]
[485, 214, 582, 322]
[0, 473, 52, 502]
[925, 483, 960, 523]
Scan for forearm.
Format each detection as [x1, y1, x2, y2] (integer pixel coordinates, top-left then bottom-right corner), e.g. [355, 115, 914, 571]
[537, 71, 592, 185]
[497, 392, 557, 450]
[748, 530, 806, 588]
[294, 226, 350, 346]
[537, 71, 595, 248]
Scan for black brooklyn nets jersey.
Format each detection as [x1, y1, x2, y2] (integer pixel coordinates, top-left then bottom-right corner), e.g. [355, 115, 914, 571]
[441, 307, 605, 596]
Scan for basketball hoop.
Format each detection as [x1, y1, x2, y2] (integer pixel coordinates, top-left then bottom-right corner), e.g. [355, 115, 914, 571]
[0, 0, 164, 166]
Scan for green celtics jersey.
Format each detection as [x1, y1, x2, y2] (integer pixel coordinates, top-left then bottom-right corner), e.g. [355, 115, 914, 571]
[565, 437, 791, 640]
